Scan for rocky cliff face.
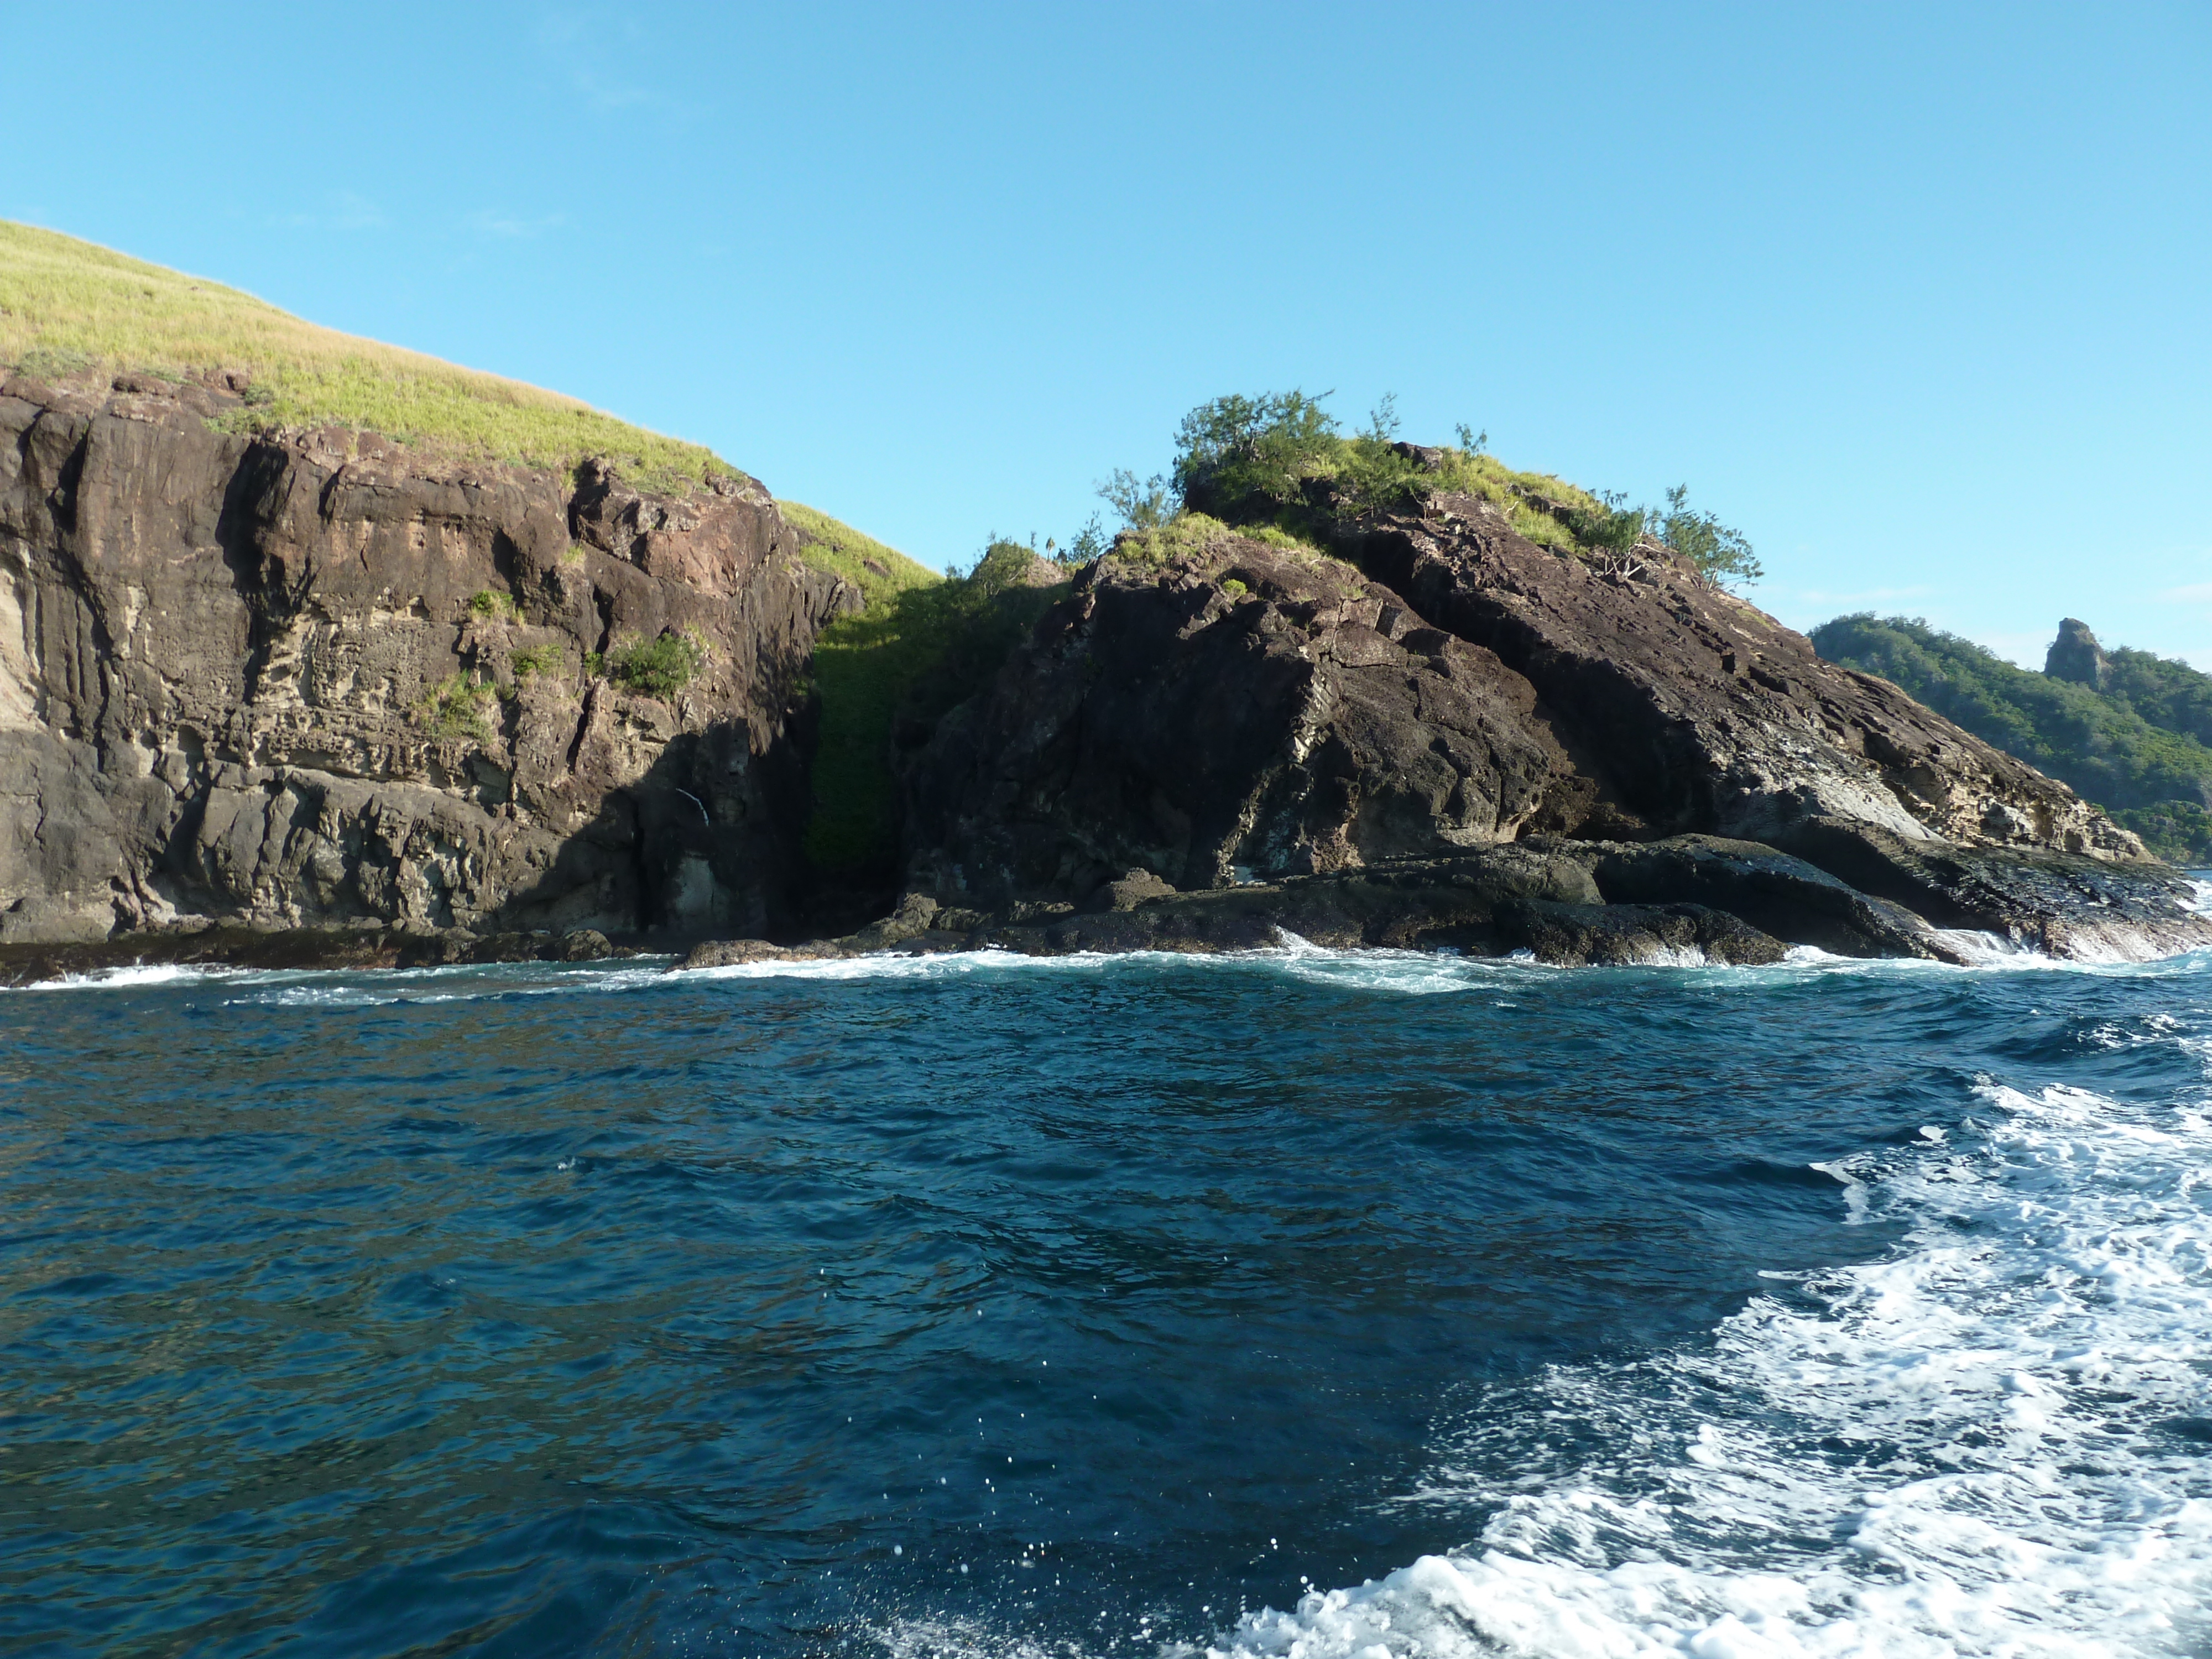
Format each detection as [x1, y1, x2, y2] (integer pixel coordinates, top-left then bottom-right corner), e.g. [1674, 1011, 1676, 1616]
[0, 372, 852, 945]
[893, 498, 2211, 963]
[904, 539, 1594, 901]
[9, 373, 2206, 971]
[1341, 494, 2139, 859]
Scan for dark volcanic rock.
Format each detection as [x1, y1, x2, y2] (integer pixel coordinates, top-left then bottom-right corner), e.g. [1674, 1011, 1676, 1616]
[683, 844, 1604, 964]
[0, 375, 854, 944]
[881, 504, 2212, 966]
[1775, 815, 2210, 962]
[1340, 496, 2140, 860]
[1496, 900, 1787, 967]
[904, 538, 1592, 907]
[11, 373, 2205, 971]
[1577, 833, 1947, 959]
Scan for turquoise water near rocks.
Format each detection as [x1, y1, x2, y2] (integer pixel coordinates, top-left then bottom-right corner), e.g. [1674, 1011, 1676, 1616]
[4, 942, 2211, 1657]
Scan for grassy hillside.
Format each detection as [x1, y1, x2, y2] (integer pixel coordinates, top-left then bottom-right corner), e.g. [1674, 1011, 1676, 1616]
[777, 500, 941, 610]
[1812, 614, 2212, 863]
[0, 219, 739, 494]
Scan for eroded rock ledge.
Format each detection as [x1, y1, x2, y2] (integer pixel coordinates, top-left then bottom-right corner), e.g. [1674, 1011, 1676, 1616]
[685, 832, 2211, 971]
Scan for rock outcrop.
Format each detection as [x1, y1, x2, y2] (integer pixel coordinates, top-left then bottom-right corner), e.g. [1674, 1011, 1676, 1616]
[0, 371, 853, 945]
[904, 539, 1594, 902]
[884, 503, 2211, 964]
[1343, 496, 2136, 858]
[2044, 617, 2110, 691]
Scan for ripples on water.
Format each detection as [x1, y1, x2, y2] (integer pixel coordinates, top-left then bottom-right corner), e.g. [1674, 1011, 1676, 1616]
[2, 943, 2209, 1657]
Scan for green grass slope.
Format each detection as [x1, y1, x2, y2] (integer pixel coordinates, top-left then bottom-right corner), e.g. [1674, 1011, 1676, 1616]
[1812, 614, 2212, 863]
[3, 218, 733, 494]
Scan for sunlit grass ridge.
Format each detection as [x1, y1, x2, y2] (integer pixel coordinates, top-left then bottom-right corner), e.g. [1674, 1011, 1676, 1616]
[0, 220, 731, 493]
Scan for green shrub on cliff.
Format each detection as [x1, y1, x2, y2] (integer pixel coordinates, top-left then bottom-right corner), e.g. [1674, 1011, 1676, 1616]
[606, 631, 708, 699]
[418, 674, 498, 743]
[1145, 389, 1760, 586]
[1099, 469, 1179, 531]
[1651, 486, 1761, 587]
[509, 643, 564, 682]
[805, 540, 1066, 879]
[1811, 613, 2212, 862]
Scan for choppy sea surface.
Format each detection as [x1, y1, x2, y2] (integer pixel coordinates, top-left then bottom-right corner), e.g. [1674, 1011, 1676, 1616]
[5, 936, 2212, 1658]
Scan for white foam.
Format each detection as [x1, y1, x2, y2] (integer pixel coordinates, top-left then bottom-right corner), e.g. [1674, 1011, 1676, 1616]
[1208, 1081, 2212, 1658]
[15, 929, 2210, 1001]
[222, 961, 676, 1009]
[672, 936, 1545, 997]
[14, 961, 243, 991]
[672, 937, 2212, 998]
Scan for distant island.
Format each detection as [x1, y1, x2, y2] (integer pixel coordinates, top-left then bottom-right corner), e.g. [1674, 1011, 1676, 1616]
[1812, 616, 2212, 865]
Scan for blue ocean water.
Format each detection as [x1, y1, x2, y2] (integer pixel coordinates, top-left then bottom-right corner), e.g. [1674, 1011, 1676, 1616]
[3, 941, 2210, 1657]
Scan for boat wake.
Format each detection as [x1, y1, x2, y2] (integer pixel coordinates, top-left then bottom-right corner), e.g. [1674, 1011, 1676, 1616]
[1211, 1079, 2212, 1657]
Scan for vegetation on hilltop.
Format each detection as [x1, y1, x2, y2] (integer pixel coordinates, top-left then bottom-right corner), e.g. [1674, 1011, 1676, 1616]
[1095, 389, 1762, 588]
[0, 220, 731, 494]
[802, 390, 1769, 889]
[1812, 614, 2212, 864]
[2094, 646, 2212, 749]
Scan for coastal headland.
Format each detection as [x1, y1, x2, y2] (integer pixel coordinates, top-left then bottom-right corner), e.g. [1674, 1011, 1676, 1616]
[5, 224, 2207, 981]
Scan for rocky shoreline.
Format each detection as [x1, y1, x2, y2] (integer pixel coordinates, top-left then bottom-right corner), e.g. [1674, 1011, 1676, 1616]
[11, 824, 2204, 987]
[0, 920, 637, 987]
[683, 831, 2212, 972]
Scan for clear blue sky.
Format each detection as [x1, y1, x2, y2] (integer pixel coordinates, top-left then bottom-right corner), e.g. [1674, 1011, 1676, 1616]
[7, 2, 2208, 665]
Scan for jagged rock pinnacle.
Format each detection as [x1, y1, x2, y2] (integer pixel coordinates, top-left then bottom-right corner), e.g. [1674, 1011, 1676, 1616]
[2046, 617, 2110, 690]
